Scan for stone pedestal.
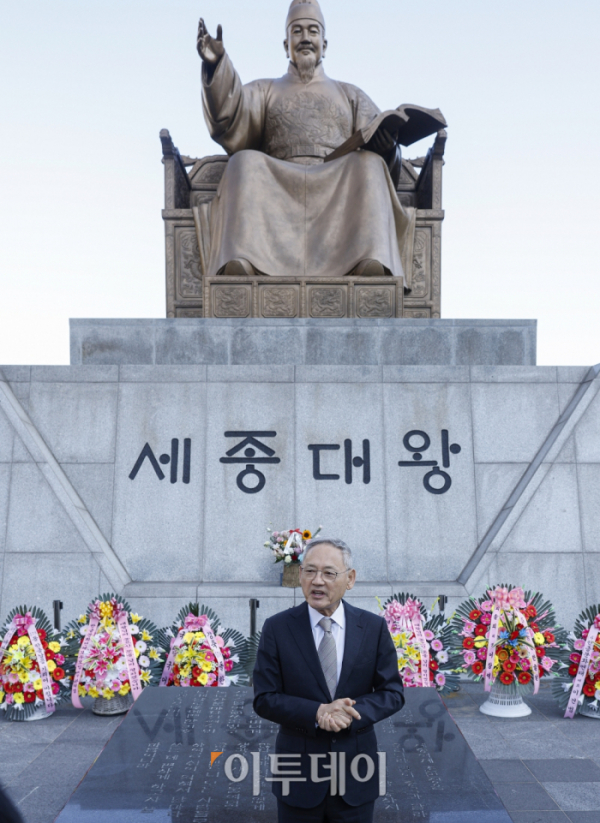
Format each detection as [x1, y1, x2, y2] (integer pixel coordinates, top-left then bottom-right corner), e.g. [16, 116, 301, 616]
[69, 318, 537, 367]
[1, 322, 599, 635]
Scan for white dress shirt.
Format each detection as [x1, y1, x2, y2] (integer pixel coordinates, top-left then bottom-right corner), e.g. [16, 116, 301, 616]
[308, 602, 346, 684]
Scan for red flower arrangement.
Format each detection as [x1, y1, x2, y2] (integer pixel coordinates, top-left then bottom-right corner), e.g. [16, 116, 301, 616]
[158, 604, 249, 687]
[379, 593, 460, 695]
[553, 603, 600, 718]
[0, 606, 72, 720]
[451, 585, 566, 694]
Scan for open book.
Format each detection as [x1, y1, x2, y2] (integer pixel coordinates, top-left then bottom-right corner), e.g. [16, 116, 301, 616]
[324, 104, 447, 163]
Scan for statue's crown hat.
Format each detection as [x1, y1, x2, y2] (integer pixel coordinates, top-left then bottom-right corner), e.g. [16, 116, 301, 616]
[286, 0, 325, 32]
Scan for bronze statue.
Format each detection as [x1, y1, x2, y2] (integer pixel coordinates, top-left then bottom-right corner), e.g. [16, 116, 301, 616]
[197, 0, 434, 286]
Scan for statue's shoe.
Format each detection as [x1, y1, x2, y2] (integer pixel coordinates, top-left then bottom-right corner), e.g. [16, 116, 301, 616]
[221, 258, 255, 276]
[350, 259, 387, 277]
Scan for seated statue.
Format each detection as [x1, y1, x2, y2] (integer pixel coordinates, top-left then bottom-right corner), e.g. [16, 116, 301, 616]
[198, 0, 420, 286]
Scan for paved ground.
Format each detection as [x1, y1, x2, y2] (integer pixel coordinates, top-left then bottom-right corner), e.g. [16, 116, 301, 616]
[0, 682, 599, 823]
[444, 682, 600, 823]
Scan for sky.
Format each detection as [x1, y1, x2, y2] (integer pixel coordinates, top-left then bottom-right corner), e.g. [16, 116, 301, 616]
[1, 0, 599, 366]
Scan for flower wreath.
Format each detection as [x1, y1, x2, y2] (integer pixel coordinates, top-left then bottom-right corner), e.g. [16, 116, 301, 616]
[265, 526, 321, 565]
[0, 605, 72, 720]
[378, 592, 460, 695]
[158, 603, 249, 688]
[552, 603, 600, 718]
[451, 584, 566, 694]
[64, 594, 164, 704]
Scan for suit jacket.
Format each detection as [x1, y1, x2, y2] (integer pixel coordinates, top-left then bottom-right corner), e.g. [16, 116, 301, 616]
[253, 600, 404, 808]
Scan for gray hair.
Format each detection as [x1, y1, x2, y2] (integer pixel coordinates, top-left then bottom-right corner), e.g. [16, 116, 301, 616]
[303, 538, 353, 569]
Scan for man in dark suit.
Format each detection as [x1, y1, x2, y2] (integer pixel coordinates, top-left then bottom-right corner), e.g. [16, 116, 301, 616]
[253, 538, 404, 822]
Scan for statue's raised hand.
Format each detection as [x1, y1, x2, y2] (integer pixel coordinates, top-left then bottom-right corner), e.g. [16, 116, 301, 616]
[197, 18, 224, 65]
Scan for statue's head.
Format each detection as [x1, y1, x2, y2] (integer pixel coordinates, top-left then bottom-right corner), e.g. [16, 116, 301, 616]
[284, 0, 327, 82]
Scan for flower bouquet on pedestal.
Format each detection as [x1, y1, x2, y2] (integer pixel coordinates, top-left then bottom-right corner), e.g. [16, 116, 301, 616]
[378, 593, 460, 695]
[0, 606, 72, 721]
[158, 604, 249, 688]
[451, 584, 566, 717]
[65, 594, 164, 716]
[265, 525, 321, 588]
[553, 604, 600, 719]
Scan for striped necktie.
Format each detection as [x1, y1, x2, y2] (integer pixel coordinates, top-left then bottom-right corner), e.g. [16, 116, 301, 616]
[318, 617, 337, 700]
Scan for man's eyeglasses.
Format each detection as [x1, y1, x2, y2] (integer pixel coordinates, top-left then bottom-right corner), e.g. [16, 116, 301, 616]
[300, 566, 350, 583]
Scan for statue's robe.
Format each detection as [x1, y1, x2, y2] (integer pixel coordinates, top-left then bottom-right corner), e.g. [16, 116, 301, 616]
[201, 56, 415, 285]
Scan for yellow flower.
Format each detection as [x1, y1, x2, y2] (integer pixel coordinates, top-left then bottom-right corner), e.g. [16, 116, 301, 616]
[141, 630, 152, 642]
[199, 673, 209, 685]
[302, 530, 312, 540]
[201, 661, 213, 672]
[66, 630, 77, 640]
[77, 614, 88, 624]
[102, 688, 113, 699]
[130, 613, 141, 623]
[33, 678, 43, 691]
[119, 683, 131, 695]
[134, 647, 140, 658]
[78, 684, 87, 697]
[194, 632, 205, 642]
[99, 602, 114, 619]
[88, 687, 99, 698]
[474, 638, 487, 648]
[149, 649, 160, 660]
[493, 655, 499, 666]
[533, 632, 545, 646]
[0, 691, 4, 703]
[14, 693, 25, 704]
[140, 670, 151, 683]
[183, 632, 194, 644]
[17, 636, 30, 647]
[48, 641, 61, 653]
[46, 660, 56, 673]
[18, 672, 29, 684]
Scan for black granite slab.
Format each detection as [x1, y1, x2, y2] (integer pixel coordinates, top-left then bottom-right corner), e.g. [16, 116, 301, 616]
[55, 687, 511, 822]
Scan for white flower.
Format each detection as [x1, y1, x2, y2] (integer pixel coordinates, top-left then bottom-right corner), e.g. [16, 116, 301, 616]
[437, 651, 449, 663]
[284, 555, 292, 564]
[138, 655, 150, 668]
[130, 625, 140, 634]
[135, 641, 147, 653]
[80, 626, 89, 636]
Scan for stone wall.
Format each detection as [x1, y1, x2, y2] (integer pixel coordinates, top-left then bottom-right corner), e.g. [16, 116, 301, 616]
[1, 357, 598, 635]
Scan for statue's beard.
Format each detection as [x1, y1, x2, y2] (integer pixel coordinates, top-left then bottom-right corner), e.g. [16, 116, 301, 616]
[295, 52, 318, 84]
